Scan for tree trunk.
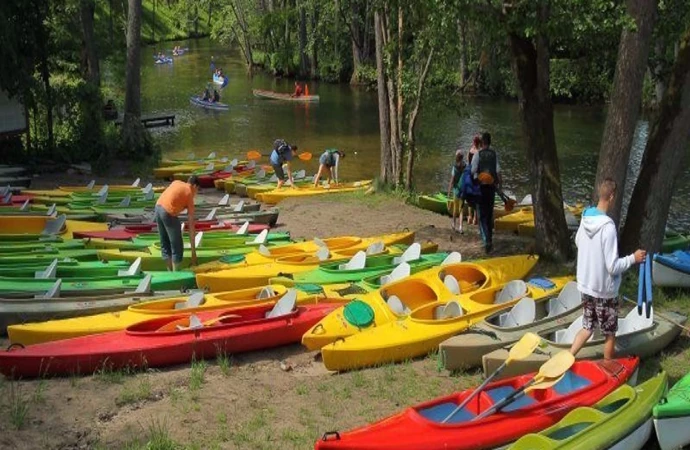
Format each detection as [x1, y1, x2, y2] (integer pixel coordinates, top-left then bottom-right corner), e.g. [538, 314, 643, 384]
[374, 10, 392, 183]
[404, 51, 434, 190]
[109, 0, 114, 45]
[298, 2, 309, 76]
[508, 6, 571, 260]
[80, 0, 100, 86]
[310, 7, 319, 78]
[592, 0, 658, 225]
[394, 5, 403, 185]
[621, 28, 690, 254]
[208, 0, 212, 27]
[122, 0, 145, 155]
[37, 37, 54, 155]
[458, 19, 468, 85]
[351, 39, 364, 84]
[653, 39, 666, 105]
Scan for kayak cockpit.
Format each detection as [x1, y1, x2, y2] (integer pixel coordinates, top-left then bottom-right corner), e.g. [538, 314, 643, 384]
[379, 278, 440, 317]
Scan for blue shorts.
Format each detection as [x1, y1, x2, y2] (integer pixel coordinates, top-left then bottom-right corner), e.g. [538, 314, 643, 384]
[319, 153, 335, 167]
[155, 205, 184, 263]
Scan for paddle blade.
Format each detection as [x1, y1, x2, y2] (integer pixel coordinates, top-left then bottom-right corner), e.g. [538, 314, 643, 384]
[298, 152, 313, 161]
[506, 332, 541, 363]
[538, 351, 575, 380]
[525, 373, 567, 393]
[247, 150, 263, 160]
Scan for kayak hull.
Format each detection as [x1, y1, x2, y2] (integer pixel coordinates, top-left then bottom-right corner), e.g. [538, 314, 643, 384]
[252, 89, 319, 102]
[256, 181, 373, 205]
[190, 96, 229, 110]
[653, 253, 690, 287]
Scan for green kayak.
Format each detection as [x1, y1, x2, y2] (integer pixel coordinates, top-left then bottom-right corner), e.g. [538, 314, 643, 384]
[510, 371, 667, 450]
[0, 240, 86, 254]
[272, 250, 449, 286]
[97, 246, 256, 270]
[131, 230, 291, 248]
[0, 259, 131, 278]
[0, 249, 100, 265]
[654, 371, 690, 450]
[417, 192, 451, 215]
[662, 232, 690, 253]
[0, 271, 196, 297]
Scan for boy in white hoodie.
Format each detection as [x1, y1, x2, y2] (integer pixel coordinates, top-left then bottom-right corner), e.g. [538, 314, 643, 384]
[570, 178, 646, 360]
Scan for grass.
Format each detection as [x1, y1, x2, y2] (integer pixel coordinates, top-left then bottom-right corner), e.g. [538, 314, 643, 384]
[7, 381, 30, 430]
[123, 419, 181, 450]
[33, 380, 47, 404]
[94, 362, 136, 384]
[215, 350, 233, 376]
[117, 377, 154, 407]
[189, 359, 207, 392]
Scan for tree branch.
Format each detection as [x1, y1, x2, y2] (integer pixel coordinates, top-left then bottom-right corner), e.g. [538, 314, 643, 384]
[407, 49, 434, 137]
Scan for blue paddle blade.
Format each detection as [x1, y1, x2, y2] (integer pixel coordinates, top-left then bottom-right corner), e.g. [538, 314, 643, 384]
[637, 262, 645, 315]
[645, 255, 653, 318]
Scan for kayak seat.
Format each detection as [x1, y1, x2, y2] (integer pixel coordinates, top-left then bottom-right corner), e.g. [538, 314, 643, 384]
[339, 251, 367, 271]
[387, 295, 411, 315]
[495, 280, 527, 304]
[554, 316, 588, 344]
[256, 286, 276, 300]
[393, 243, 421, 265]
[498, 297, 536, 328]
[266, 289, 297, 318]
[486, 386, 535, 412]
[552, 371, 591, 396]
[546, 282, 581, 318]
[616, 307, 654, 336]
[380, 262, 411, 285]
[443, 275, 461, 295]
[365, 241, 385, 255]
[434, 301, 463, 320]
[315, 246, 330, 261]
[441, 252, 462, 266]
[174, 291, 205, 310]
[177, 314, 203, 331]
[417, 402, 475, 424]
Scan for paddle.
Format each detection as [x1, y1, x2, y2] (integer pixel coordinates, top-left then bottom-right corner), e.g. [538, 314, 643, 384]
[637, 262, 645, 315]
[441, 332, 541, 423]
[497, 189, 517, 212]
[645, 255, 653, 318]
[472, 350, 575, 421]
[246, 150, 313, 161]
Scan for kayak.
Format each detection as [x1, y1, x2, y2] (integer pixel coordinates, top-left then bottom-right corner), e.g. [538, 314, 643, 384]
[153, 161, 226, 180]
[0, 300, 342, 378]
[58, 184, 165, 193]
[256, 181, 373, 205]
[0, 239, 86, 254]
[0, 215, 67, 236]
[0, 259, 131, 278]
[320, 276, 571, 371]
[0, 249, 100, 265]
[98, 245, 261, 271]
[160, 152, 221, 167]
[418, 193, 451, 215]
[482, 307, 686, 379]
[190, 96, 229, 111]
[7, 285, 327, 345]
[654, 371, 690, 450]
[0, 271, 196, 298]
[252, 89, 319, 102]
[314, 357, 639, 450]
[301, 254, 539, 351]
[131, 230, 290, 246]
[499, 205, 583, 233]
[122, 221, 269, 235]
[196, 232, 416, 291]
[509, 371, 667, 450]
[105, 208, 280, 227]
[245, 179, 313, 199]
[662, 231, 690, 253]
[439, 281, 583, 371]
[652, 250, 690, 287]
[0, 289, 182, 332]
[273, 249, 448, 287]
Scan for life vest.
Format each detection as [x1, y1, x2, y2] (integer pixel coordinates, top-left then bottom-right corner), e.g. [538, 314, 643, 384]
[477, 148, 498, 185]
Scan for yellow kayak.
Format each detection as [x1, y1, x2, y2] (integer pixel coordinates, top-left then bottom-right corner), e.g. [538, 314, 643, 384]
[20, 189, 71, 198]
[195, 231, 416, 291]
[301, 254, 538, 351]
[153, 162, 214, 179]
[58, 184, 165, 193]
[496, 205, 583, 232]
[7, 285, 334, 345]
[256, 180, 373, 205]
[0, 216, 107, 238]
[320, 275, 572, 371]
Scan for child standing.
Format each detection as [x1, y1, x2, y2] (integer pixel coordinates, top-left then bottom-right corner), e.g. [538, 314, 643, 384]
[569, 178, 646, 359]
[447, 152, 466, 233]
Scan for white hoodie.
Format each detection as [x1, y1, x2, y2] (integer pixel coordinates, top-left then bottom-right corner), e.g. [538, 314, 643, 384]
[575, 207, 636, 299]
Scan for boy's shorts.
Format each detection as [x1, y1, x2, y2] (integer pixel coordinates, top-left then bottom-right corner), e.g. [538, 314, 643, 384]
[582, 293, 619, 336]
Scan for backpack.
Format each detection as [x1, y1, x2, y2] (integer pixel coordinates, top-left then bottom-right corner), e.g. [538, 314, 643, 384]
[451, 164, 464, 190]
[462, 166, 481, 199]
[273, 139, 291, 156]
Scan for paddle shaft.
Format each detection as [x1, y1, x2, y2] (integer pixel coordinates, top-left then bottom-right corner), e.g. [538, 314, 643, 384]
[645, 256, 653, 318]
[638, 263, 645, 315]
[442, 360, 507, 423]
[473, 378, 536, 421]
[622, 296, 689, 333]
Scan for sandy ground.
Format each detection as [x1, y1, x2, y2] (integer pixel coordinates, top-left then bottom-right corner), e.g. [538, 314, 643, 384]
[0, 176, 683, 449]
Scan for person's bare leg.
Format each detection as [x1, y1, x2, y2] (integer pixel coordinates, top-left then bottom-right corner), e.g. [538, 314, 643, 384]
[313, 165, 325, 188]
[603, 335, 616, 360]
[276, 179, 284, 189]
[458, 202, 464, 233]
[569, 328, 593, 356]
[166, 258, 173, 271]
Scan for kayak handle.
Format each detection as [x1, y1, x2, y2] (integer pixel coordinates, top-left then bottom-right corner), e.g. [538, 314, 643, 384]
[321, 431, 341, 441]
[6, 343, 25, 351]
[312, 323, 325, 335]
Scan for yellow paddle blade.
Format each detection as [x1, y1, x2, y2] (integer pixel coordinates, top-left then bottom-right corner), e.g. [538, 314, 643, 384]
[537, 350, 575, 380]
[247, 150, 263, 160]
[298, 152, 313, 161]
[525, 373, 567, 393]
[506, 333, 541, 364]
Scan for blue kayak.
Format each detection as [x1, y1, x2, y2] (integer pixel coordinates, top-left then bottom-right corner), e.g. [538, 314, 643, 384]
[155, 57, 173, 64]
[189, 96, 229, 111]
[654, 250, 690, 274]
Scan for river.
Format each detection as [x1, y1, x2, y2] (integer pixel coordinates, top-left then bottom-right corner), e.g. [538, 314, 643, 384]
[141, 38, 690, 229]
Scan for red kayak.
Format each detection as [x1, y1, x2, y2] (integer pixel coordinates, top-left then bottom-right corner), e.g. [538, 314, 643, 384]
[0, 194, 34, 205]
[72, 229, 137, 240]
[0, 302, 341, 378]
[123, 221, 269, 234]
[315, 357, 639, 450]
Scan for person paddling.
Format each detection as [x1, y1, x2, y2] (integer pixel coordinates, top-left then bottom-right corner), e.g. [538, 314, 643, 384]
[291, 82, 303, 98]
[270, 139, 298, 189]
[313, 149, 345, 187]
[569, 178, 646, 360]
[155, 176, 201, 271]
[470, 132, 501, 253]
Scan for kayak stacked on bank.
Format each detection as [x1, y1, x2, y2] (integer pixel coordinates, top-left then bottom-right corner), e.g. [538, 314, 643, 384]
[653, 250, 690, 288]
[256, 180, 373, 205]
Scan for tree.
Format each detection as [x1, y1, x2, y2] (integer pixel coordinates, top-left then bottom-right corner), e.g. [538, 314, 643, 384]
[621, 27, 690, 253]
[121, 0, 145, 155]
[213, 0, 255, 71]
[80, 0, 100, 86]
[592, 0, 658, 225]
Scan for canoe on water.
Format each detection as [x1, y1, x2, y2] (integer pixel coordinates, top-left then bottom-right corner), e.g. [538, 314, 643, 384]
[301, 254, 539, 351]
[654, 371, 690, 450]
[319, 276, 571, 372]
[189, 96, 229, 111]
[0, 299, 343, 378]
[482, 307, 686, 379]
[7, 285, 326, 345]
[509, 371, 667, 450]
[256, 181, 373, 205]
[252, 89, 319, 102]
[652, 250, 690, 288]
[314, 357, 639, 450]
